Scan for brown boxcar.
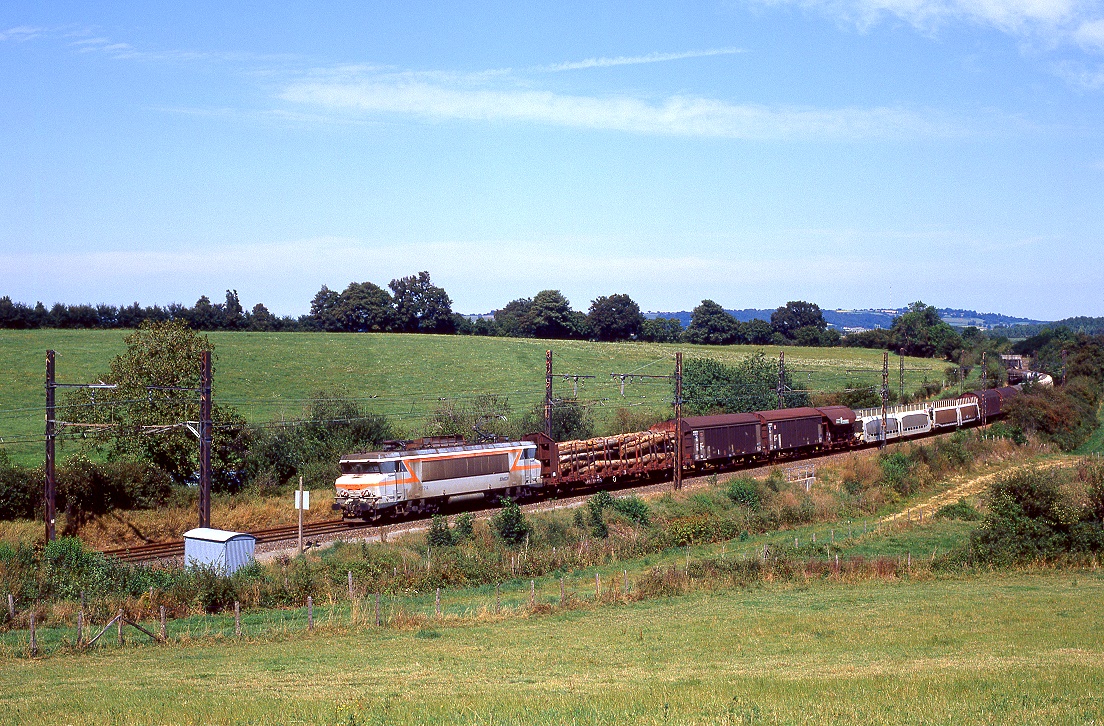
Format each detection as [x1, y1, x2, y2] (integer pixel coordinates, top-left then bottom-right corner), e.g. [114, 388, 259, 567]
[655, 413, 762, 467]
[967, 389, 1002, 419]
[756, 408, 825, 454]
[814, 406, 860, 447]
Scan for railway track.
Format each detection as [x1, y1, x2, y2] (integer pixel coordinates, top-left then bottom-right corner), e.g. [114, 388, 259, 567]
[98, 428, 975, 565]
[100, 519, 376, 564]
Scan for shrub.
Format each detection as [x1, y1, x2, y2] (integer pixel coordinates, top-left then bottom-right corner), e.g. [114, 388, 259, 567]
[971, 466, 1102, 564]
[934, 498, 980, 521]
[426, 515, 454, 547]
[452, 513, 474, 542]
[725, 478, 761, 511]
[491, 498, 531, 545]
[0, 452, 38, 520]
[879, 452, 913, 495]
[609, 495, 651, 526]
[986, 422, 1027, 446]
[586, 491, 612, 538]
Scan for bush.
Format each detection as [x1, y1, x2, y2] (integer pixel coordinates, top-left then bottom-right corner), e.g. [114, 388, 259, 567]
[426, 515, 454, 547]
[971, 467, 1103, 564]
[586, 491, 612, 538]
[609, 495, 651, 526]
[57, 458, 174, 532]
[986, 422, 1027, 445]
[491, 498, 531, 545]
[725, 478, 761, 511]
[0, 452, 38, 520]
[452, 513, 474, 542]
[879, 452, 913, 495]
[934, 498, 980, 521]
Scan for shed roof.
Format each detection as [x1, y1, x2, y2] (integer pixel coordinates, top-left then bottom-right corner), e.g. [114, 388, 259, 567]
[183, 528, 256, 544]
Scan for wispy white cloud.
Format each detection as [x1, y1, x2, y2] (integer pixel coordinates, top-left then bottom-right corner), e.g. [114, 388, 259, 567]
[534, 48, 746, 72]
[0, 25, 47, 42]
[279, 75, 959, 140]
[746, 0, 1104, 48]
[1074, 17, 1104, 48]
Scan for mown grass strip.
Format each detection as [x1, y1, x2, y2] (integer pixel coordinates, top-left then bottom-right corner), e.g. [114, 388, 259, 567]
[1, 571, 1102, 725]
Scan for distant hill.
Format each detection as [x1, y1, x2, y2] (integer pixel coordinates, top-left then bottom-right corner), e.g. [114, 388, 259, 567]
[644, 307, 1051, 331]
[992, 316, 1104, 338]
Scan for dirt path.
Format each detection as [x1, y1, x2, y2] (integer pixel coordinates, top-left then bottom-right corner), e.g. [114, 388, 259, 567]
[878, 455, 1077, 524]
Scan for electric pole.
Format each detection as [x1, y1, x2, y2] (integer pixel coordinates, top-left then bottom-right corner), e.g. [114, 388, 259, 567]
[880, 350, 889, 449]
[674, 351, 683, 491]
[777, 351, 785, 409]
[45, 350, 56, 543]
[898, 349, 905, 402]
[545, 350, 553, 439]
[198, 350, 212, 529]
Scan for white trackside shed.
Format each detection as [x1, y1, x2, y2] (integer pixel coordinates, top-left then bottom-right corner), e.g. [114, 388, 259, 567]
[183, 528, 256, 575]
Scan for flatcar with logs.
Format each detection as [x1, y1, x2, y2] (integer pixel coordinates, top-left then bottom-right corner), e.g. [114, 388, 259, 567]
[334, 385, 1023, 521]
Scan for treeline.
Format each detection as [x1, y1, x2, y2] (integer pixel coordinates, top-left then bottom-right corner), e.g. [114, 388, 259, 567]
[994, 316, 1104, 339]
[0, 291, 302, 332]
[1, 274, 1011, 362]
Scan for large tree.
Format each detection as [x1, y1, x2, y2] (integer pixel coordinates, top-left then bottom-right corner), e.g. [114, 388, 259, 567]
[681, 353, 807, 414]
[891, 301, 962, 359]
[309, 285, 343, 331]
[587, 294, 644, 341]
[389, 271, 455, 333]
[771, 301, 827, 340]
[334, 282, 396, 332]
[66, 320, 251, 491]
[683, 300, 742, 345]
[640, 316, 683, 343]
[493, 298, 533, 338]
[526, 290, 585, 339]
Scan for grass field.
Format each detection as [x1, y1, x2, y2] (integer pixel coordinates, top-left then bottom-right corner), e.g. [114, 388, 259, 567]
[2, 569, 1102, 725]
[0, 330, 953, 465]
[1075, 405, 1104, 455]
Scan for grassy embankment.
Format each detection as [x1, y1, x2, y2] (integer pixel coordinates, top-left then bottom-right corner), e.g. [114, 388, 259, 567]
[5, 450, 1101, 723]
[2, 567, 1102, 724]
[0, 329, 953, 466]
[0, 441, 1063, 652]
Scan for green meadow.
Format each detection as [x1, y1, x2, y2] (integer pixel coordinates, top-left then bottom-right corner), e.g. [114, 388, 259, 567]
[2, 569, 1101, 725]
[0, 330, 951, 464]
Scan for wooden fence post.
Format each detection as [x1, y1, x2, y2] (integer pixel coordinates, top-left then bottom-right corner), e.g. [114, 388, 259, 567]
[375, 593, 380, 627]
[307, 596, 314, 631]
[7, 593, 13, 620]
[596, 572, 601, 599]
[435, 588, 441, 618]
[347, 571, 354, 601]
[560, 577, 565, 606]
[159, 606, 166, 642]
[623, 570, 628, 594]
[495, 583, 501, 614]
[77, 607, 84, 647]
[29, 612, 36, 656]
[234, 601, 241, 638]
[529, 580, 535, 609]
[117, 608, 124, 647]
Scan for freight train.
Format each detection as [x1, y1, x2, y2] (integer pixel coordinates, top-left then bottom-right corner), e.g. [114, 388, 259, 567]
[334, 384, 1027, 521]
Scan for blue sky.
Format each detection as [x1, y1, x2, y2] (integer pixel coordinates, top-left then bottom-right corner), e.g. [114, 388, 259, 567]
[2, 1, 1102, 320]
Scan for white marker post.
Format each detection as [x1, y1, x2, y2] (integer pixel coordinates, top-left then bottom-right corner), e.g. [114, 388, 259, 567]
[295, 476, 310, 555]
